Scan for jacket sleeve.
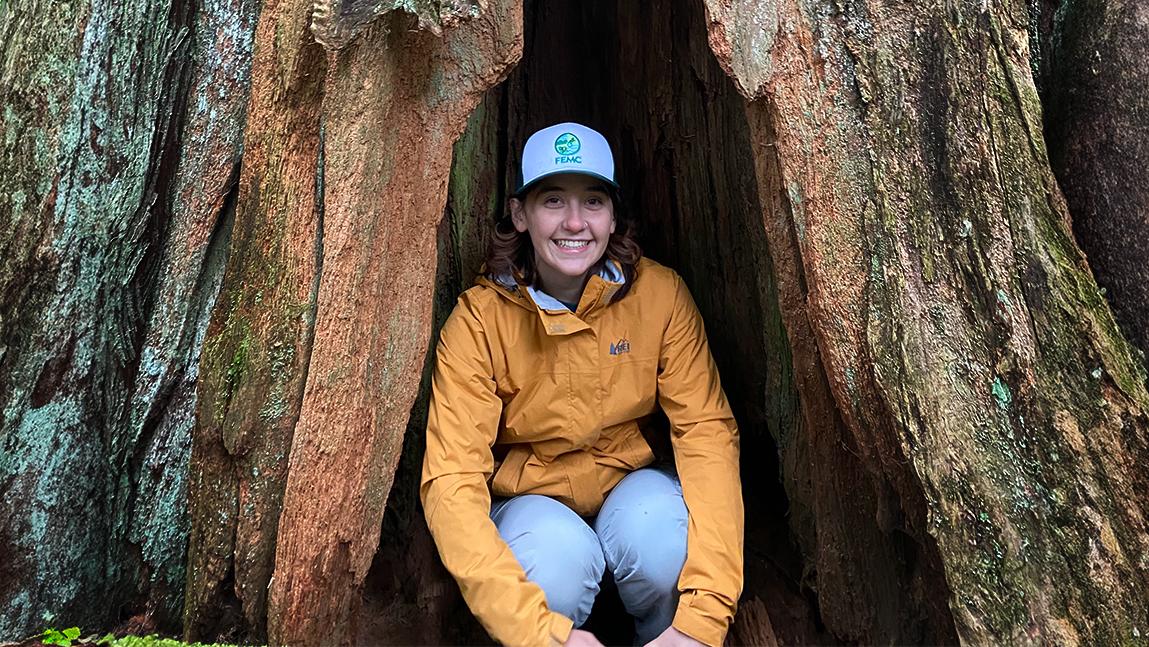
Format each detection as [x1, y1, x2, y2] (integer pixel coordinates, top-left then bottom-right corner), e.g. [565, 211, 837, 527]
[421, 296, 574, 646]
[657, 274, 745, 647]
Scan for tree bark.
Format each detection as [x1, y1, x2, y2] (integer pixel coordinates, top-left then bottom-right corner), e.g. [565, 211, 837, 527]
[359, 92, 503, 645]
[263, 4, 522, 643]
[126, 0, 256, 626]
[1, 0, 238, 635]
[183, 0, 321, 641]
[1045, 0, 1149, 357]
[743, 103, 954, 643]
[706, 0, 1149, 642]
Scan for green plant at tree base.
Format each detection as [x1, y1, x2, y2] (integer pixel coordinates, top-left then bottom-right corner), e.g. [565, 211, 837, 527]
[34, 629, 253, 647]
[95, 635, 254, 647]
[40, 628, 81, 646]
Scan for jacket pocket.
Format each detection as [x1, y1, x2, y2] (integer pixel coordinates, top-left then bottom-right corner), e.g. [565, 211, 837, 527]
[490, 446, 530, 497]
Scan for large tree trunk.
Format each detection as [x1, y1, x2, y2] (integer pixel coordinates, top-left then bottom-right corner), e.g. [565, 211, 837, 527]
[706, 0, 1149, 642]
[183, 0, 522, 642]
[263, 3, 522, 644]
[1, 0, 244, 636]
[4, 0, 1149, 643]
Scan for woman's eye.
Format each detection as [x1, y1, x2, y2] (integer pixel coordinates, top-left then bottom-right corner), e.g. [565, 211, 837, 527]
[586, 197, 604, 207]
[544, 196, 562, 206]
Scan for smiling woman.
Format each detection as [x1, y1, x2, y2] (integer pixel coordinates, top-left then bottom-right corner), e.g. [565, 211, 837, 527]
[419, 122, 745, 647]
[485, 123, 643, 309]
[509, 172, 617, 306]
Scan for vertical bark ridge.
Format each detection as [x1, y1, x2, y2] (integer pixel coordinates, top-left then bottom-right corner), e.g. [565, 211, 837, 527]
[708, 0, 1149, 641]
[184, 0, 325, 640]
[743, 95, 954, 644]
[360, 91, 503, 645]
[266, 4, 522, 643]
[122, 0, 260, 627]
[702, 0, 960, 639]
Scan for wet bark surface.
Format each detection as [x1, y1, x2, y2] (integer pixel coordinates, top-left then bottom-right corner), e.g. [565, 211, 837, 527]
[358, 92, 503, 646]
[707, 0, 1149, 642]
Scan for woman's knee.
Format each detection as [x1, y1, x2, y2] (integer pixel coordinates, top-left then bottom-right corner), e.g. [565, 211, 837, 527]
[491, 494, 605, 623]
[594, 468, 688, 595]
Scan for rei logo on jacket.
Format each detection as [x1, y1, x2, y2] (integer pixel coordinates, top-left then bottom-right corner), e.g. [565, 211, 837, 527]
[609, 338, 631, 355]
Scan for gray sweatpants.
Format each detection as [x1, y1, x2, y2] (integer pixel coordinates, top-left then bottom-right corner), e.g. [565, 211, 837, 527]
[489, 466, 688, 644]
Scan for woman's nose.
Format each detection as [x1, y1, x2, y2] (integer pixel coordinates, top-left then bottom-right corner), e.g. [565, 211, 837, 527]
[562, 206, 587, 231]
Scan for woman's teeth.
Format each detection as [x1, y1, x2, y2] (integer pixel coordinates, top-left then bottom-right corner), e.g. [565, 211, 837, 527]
[555, 240, 589, 249]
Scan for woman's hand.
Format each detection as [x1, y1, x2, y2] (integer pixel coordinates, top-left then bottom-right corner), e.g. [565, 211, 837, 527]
[563, 629, 605, 647]
[642, 626, 706, 647]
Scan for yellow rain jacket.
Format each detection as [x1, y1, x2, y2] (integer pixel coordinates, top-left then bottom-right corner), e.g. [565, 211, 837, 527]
[420, 257, 743, 647]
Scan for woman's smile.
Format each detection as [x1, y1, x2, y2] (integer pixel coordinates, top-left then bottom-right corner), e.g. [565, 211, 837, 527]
[553, 239, 592, 252]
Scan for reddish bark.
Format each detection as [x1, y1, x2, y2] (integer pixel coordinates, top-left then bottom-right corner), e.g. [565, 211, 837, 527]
[358, 91, 504, 645]
[265, 5, 522, 644]
[707, 0, 1149, 642]
[184, 0, 325, 640]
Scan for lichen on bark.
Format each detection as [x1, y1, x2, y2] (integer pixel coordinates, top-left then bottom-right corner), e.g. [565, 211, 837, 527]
[0, 0, 211, 634]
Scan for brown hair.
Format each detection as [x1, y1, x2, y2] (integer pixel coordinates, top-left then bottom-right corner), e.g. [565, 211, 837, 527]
[485, 188, 642, 302]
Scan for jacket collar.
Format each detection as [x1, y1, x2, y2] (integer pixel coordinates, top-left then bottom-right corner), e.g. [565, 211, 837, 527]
[479, 261, 626, 336]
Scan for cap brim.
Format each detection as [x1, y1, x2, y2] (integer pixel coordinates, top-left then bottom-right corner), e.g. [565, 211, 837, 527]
[514, 169, 620, 197]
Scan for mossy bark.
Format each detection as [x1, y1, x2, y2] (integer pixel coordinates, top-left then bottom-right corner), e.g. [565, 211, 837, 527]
[1045, 0, 1149, 357]
[707, 0, 1149, 642]
[0, 0, 248, 636]
[182, 0, 321, 642]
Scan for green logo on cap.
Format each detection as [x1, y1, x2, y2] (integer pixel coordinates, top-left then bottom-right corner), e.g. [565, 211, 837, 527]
[554, 133, 581, 156]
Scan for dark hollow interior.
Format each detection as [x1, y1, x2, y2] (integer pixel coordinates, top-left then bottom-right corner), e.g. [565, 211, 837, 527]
[363, 1, 823, 643]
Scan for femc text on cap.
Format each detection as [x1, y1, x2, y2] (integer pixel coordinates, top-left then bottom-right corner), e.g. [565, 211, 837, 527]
[516, 122, 619, 196]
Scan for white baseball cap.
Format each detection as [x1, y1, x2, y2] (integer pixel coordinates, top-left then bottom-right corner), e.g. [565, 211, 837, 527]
[515, 122, 619, 196]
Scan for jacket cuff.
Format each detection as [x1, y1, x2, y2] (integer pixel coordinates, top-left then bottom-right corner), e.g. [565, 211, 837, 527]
[672, 590, 734, 647]
[547, 611, 574, 645]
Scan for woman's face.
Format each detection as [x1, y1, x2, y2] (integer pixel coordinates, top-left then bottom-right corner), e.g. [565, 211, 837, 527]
[510, 173, 616, 288]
